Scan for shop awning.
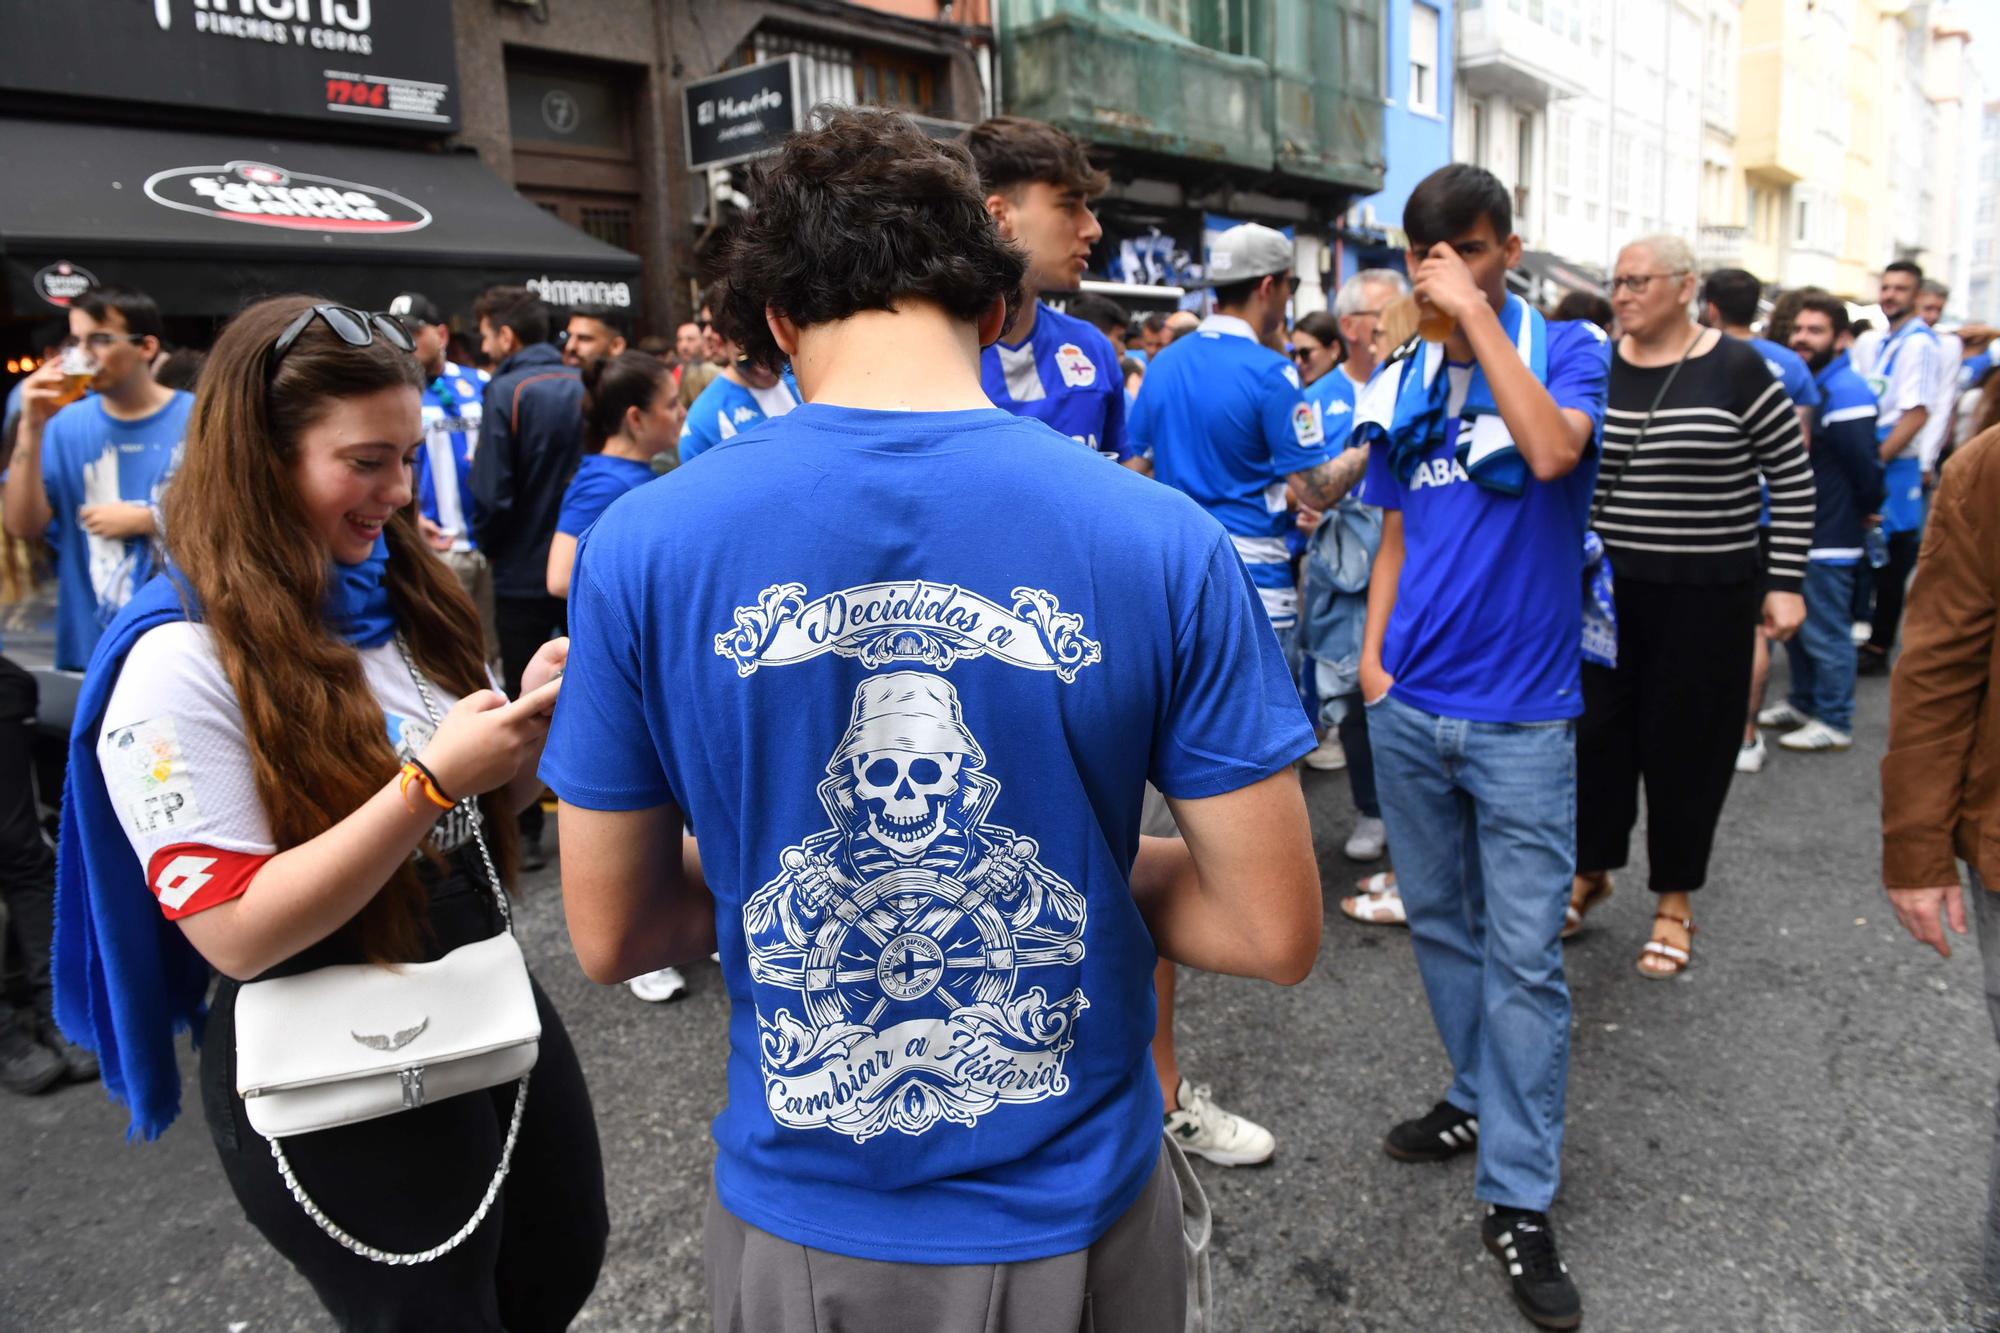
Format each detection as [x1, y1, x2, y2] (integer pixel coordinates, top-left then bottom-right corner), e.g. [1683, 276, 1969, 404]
[1511, 249, 1606, 299]
[0, 118, 640, 321]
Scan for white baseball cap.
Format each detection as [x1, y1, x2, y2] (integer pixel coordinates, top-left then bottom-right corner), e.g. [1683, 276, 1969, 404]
[1206, 224, 1294, 285]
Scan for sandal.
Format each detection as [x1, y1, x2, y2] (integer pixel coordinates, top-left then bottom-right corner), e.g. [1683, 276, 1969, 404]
[1340, 874, 1407, 927]
[1636, 913, 1696, 979]
[1562, 873, 1613, 940]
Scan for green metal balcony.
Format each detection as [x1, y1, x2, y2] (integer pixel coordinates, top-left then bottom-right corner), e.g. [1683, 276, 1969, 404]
[996, 0, 1386, 196]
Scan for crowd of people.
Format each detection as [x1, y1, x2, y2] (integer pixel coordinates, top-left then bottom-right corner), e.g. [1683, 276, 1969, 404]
[2, 102, 1999, 1332]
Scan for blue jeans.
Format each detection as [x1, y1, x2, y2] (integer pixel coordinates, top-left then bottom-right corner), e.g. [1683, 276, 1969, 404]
[1365, 692, 1576, 1212]
[1786, 561, 1859, 733]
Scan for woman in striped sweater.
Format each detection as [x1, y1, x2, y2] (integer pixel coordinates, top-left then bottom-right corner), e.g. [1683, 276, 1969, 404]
[1571, 235, 1815, 978]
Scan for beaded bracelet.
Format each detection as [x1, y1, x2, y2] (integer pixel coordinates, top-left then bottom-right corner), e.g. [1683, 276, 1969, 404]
[398, 760, 455, 813]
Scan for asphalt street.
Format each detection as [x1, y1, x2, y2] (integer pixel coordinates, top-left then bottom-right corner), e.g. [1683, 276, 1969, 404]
[3, 641, 1996, 1332]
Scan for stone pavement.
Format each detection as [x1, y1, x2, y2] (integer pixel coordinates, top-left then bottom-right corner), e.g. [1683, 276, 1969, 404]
[3, 659, 1996, 1331]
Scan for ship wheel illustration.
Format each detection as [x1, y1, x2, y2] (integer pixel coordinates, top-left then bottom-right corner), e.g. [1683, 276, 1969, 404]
[796, 863, 1083, 1030]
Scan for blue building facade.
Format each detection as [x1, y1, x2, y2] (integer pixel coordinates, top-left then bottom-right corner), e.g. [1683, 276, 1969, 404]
[1339, 0, 1455, 284]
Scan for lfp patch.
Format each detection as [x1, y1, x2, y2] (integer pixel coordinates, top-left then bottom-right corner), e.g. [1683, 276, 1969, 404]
[1055, 343, 1097, 388]
[1291, 401, 1325, 447]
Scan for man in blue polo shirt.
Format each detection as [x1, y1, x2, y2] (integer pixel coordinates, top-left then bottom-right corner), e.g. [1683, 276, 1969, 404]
[1130, 223, 1370, 634]
[390, 292, 496, 665]
[965, 116, 1134, 466]
[1353, 164, 1607, 1331]
[544, 108, 1323, 1330]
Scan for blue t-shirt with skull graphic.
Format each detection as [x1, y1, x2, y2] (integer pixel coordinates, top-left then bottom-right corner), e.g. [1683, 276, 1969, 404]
[542, 401, 1312, 1264]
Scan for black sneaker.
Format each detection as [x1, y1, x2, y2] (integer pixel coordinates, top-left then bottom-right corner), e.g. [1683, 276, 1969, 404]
[0, 1012, 63, 1096]
[1384, 1099, 1479, 1162]
[1856, 646, 1890, 677]
[1482, 1206, 1582, 1330]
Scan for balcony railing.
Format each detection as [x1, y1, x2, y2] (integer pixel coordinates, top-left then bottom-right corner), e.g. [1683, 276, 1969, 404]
[1697, 224, 1747, 266]
[995, 0, 1385, 194]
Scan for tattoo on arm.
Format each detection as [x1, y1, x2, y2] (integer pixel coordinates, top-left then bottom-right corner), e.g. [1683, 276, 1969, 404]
[1290, 446, 1369, 510]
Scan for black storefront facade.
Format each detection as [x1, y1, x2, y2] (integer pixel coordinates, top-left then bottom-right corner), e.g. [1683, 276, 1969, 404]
[0, 0, 639, 354]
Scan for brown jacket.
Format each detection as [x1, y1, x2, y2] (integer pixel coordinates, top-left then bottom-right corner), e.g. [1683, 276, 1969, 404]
[1883, 425, 2000, 888]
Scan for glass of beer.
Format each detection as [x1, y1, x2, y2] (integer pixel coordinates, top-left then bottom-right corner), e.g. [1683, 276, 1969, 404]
[1416, 295, 1456, 343]
[55, 343, 97, 408]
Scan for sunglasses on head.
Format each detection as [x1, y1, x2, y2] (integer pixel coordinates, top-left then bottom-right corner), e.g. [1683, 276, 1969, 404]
[269, 305, 414, 379]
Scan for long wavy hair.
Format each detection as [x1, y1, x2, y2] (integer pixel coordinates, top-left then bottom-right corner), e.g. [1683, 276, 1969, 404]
[164, 295, 513, 963]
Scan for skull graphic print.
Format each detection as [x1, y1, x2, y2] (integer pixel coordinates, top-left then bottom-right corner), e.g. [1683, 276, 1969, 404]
[744, 671, 1089, 1142]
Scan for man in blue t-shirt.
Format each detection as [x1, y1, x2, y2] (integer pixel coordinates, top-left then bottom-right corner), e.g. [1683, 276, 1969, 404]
[4, 286, 189, 671]
[1352, 165, 1607, 1331]
[1698, 268, 1824, 775]
[1130, 223, 1369, 634]
[543, 108, 1322, 1328]
[964, 117, 1134, 467]
[389, 292, 496, 664]
[679, 291, 798, 464]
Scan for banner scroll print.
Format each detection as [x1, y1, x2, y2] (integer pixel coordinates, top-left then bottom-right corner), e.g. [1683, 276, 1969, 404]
[715, 580, 1103, 683]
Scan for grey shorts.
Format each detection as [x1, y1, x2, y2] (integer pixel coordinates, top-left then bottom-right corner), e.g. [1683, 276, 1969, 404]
[704, 1136, 1210, 1333]
[1140, 783, 1181, 839]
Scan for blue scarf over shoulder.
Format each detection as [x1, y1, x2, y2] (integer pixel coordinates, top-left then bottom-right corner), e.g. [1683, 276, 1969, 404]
[53, 537, 394, 1140]
[1352, 293, 1548, 496]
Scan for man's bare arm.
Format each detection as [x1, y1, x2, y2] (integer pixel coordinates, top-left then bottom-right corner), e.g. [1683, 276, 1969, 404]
[1131, 769, 1322, 985]
[1880, 405, 1926, 463]
[1286, 443, 1370, 511]
[559, 802, 717, 983]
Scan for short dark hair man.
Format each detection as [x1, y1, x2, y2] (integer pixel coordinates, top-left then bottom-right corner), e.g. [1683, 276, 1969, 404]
[965, 117, 1134, 465]
[543, 107, 1322, 1328]
[1853, 259, 1941, 675]
[1697, 268, 1822, 774]
[3, 285, 190, 669]
[674, 320, 705, 364]
[562, 303, 630, 368]
[1065, 291, 1131, 356]
[677, 292, 798, 463]
[1775, 291, 1883, 752]
[469, 285, 583, 864]
[1354, 162, 1608, 1329]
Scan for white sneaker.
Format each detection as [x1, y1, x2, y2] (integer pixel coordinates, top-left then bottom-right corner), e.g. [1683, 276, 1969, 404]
[626, 966, 688, 1003]
[1851, 620, 1873, 645]
[1303, 735, 1347, 771]
[1344, 815, 1387, 861]
[1735, 734, 1767, 774]
[1778, 720, 1853, 752]
[1755, 701, 1811, 730]
[1164, 1079, 1276, 1166]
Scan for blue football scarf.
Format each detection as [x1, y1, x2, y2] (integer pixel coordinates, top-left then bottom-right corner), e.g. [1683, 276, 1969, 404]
[53, 540, 396, 1139]
[1361, 294, 1547, 497]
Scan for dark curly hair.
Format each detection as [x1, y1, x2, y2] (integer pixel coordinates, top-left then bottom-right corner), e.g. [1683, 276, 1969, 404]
[964, 115, 1109, 198]
[715, 107, 1028, 371]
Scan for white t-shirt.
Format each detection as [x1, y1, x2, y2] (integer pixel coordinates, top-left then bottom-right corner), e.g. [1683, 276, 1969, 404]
[1918, 329, 1964, 469]
[96, 624, 478, 919]
[1851, 322, 1941, 460]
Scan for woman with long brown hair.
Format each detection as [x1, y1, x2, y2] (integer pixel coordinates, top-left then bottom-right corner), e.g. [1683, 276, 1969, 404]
[52, 294, 605, 1328]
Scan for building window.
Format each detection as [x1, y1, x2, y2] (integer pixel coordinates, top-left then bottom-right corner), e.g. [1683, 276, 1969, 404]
[748, 29, 939, 116]
[1515, 113, 1534, 222]
[1409, 2, 1440, 116]
[1470, 99, 1488, 166]
[1612, 132, 1632, 208]
[1552, 110, 1571, 193]
[1795, 196, 1810, 245]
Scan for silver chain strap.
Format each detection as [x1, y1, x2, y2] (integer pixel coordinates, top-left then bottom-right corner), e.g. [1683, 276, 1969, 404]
[262, 636, 534, 1266]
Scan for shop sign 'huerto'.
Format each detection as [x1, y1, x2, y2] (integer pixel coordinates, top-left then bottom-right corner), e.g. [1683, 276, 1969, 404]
[143, 160, 432, 234]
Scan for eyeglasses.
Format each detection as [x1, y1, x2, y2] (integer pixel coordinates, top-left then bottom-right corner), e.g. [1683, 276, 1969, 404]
[269, 305, 414, 378]
[1608, 271, 1688, 295]
[1290, 345, 1322, 362]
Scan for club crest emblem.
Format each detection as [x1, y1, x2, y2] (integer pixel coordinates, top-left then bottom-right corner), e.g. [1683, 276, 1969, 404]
[1055, 343, 1097, 388]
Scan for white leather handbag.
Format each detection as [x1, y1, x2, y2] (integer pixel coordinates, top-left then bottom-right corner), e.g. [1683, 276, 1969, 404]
[232, 637, 540, 1265]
